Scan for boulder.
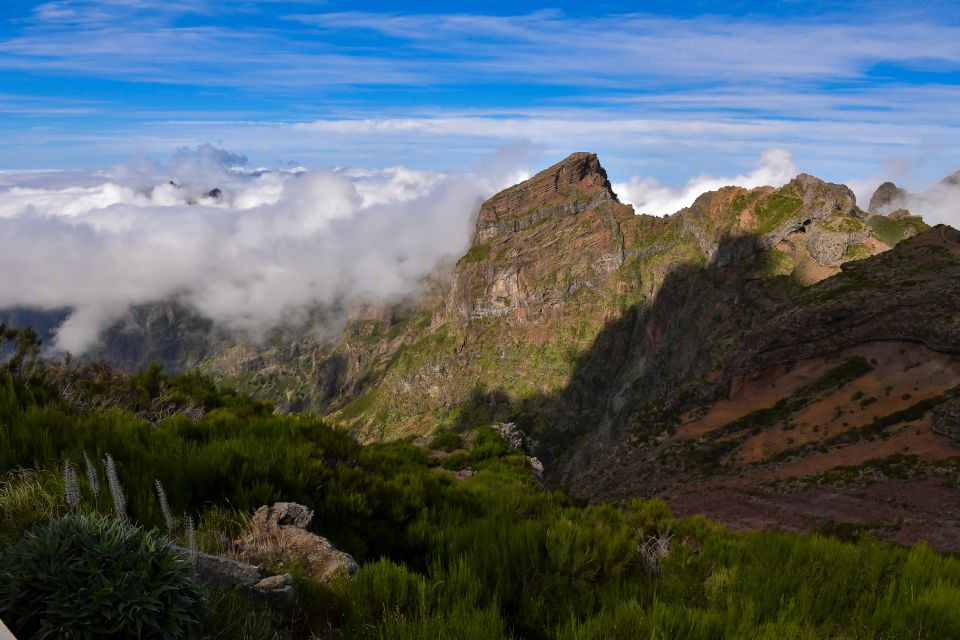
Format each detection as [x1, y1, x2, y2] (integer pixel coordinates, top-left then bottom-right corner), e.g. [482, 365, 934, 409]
[251, 501, 314, 532]
[493, 422, 526, 451]
[237, 502, 358, 583]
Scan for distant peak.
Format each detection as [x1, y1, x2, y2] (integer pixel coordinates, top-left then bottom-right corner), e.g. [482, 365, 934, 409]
[868, 181, 908, 215]
[473, 152, 619, 241]
[940, 170, 960, 188]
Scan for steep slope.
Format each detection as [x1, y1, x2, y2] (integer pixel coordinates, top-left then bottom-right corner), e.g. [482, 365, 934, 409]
[328, 155, 925, 443]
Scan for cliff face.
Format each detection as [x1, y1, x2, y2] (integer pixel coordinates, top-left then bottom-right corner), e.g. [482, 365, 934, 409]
[318, 154, 931, 445]
[450, 152, 634, 322]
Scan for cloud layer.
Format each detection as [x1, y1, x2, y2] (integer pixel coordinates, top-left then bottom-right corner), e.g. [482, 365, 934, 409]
[0, 145, 488, 353]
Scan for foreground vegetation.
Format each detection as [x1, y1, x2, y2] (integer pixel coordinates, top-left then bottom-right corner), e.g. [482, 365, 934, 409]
[2, 329, 960, 638]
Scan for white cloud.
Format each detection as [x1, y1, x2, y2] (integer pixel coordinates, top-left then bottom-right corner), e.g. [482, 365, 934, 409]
[0, 145, 490, 353]
[900, 177, 960, 227]
[613, 149, 800, 215]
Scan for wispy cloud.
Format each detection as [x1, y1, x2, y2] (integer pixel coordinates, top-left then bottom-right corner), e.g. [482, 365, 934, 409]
[0, 2, 957, 192]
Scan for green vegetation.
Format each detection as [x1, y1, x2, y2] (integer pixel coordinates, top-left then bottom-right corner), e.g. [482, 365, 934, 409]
[0, 513, 203, 639]
[3, 351, 960, 638]
[819, 211, 867, 233]
[428, 430, 464, 452]
[458, 242, 492, 265]
[843, 243, 872, 261]
[868, 214, 930, 248]
[755, 189, 803, 234]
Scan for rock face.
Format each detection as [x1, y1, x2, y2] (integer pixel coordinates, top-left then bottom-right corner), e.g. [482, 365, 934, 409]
[236, 502, 358, 583]
[869, 181, 908, 214]
[473, 152, 618, 241]
[933, 397, 960, 444]
[451, 152, 634, 321]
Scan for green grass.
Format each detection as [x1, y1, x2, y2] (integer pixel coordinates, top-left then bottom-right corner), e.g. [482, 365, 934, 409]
[756, 190, 803, 235]
[458, 242, 492, 265]
[868, 214, 930, 248]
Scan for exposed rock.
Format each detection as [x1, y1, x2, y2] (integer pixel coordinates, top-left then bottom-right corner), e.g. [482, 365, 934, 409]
[252, 573, 296, 605]
[940, 171, 960, 188]
[172, 546, 295, 604]
[933, 398, 960, 444]
[869, 181, 908, 215]
[528, 457, 544, 478]
[474, 152, 618, 241]
[452, 469, 476, 480]
[493, 422, 526, 451]
[805, 225, 872, 267]
[237, 502, 357, 583]
[181, 547, 262, 589]
[205, 187, 223, 199]
[251, 501, 315, 532]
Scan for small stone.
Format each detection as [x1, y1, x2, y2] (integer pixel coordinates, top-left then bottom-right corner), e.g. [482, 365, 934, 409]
[528, 457, 544, 477]
[255, 573, 294, 591]
[253, 573, 296, 605]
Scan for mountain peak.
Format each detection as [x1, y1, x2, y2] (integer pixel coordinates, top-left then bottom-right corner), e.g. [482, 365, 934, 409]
[474, 152, 618, 241]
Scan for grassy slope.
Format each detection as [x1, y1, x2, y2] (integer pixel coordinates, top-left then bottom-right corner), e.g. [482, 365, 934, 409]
[2, 374, 960, 638]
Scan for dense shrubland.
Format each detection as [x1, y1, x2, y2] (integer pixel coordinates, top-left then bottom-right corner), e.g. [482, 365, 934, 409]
[1, 343, 960, 638]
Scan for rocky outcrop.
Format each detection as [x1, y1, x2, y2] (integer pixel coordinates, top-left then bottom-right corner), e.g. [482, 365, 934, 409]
[493, 422, 527, 451]
[940, 171, 960, 188]
[869, 181, 908, 215]
[450, 152, 635, 322]
[251, 501, 314, 531]
[474, 152, 618, 241]
[933, 397, 960, 444]
[236, 502, 358, 583]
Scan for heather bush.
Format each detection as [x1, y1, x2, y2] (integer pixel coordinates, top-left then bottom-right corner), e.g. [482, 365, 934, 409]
[0, 513, 203, 639]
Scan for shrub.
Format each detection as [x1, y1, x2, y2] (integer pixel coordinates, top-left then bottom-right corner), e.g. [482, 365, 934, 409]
[0, 513, 204, 639]
[429, 430, 464, 452]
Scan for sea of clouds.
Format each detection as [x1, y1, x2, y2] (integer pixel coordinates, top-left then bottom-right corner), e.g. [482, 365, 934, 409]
[0, 144, 496, 353]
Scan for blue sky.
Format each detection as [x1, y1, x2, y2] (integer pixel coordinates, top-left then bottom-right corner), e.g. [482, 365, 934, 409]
[1, 0, 959, 190]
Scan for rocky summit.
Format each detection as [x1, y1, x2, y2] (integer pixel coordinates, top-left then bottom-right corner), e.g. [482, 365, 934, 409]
[7, 152, 959, 547]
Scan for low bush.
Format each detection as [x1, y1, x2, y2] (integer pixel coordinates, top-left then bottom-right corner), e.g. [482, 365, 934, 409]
[0, 513, 204, 639]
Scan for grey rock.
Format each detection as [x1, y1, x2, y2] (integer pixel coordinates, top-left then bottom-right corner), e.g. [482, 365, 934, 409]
[528, 456, 544, 478]
[888, 208, 914, 220]
[869, 181, 908, 215]
[806, 227, 871, 267]
[253, 573, 296, 605]
[173, 546, 261, 589]
[493, 422, 526, 451]
[251, 501, 314, 533]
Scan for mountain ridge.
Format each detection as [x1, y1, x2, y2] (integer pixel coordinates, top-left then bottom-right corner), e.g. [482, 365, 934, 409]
[4, 152, 958, 544]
